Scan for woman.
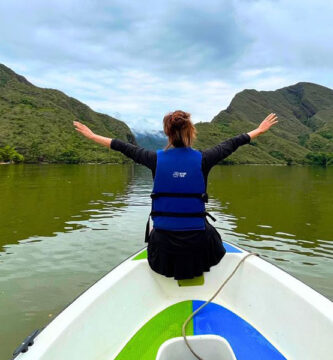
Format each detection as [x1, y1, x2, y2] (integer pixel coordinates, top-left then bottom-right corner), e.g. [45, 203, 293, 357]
[73, 111, 278, 280]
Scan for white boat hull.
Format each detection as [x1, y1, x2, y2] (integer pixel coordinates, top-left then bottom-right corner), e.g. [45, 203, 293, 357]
[12, 242, 333, 360]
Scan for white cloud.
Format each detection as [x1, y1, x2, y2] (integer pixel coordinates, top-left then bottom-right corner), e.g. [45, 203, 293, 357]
[0, 0, 332, 131]
[232, 0, 333, 70]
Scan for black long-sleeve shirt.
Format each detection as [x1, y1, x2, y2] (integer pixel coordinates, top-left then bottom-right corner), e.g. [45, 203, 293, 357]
[110, 133, 251, 185]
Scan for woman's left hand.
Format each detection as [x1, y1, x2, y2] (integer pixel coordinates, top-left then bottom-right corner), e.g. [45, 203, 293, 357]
[247, 113, 278, 140]
[258, 113, 278, 134]
[73, 121, 95, 139]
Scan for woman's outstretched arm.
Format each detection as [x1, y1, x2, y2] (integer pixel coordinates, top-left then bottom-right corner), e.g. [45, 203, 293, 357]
[73, 121, 111, 147]
[73, 121, 157, 172]
[201, 112, 279, 173]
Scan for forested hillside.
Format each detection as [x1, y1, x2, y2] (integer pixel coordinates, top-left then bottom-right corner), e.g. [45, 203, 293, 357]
[194, 82, 333, 166]
[0, 64, 135, 164]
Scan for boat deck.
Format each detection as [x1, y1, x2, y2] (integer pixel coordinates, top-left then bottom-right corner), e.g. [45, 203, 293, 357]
[115, 300, 286, 359]
[116, 244, 286, 359]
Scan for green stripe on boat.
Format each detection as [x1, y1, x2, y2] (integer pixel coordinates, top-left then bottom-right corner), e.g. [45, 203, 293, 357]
[132, 249, 147, 260]
[178, 275, 204, 286]
[115, 301, 194, 360]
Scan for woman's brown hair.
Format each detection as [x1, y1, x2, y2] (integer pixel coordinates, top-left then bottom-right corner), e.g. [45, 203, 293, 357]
[163, 110, 197, 149]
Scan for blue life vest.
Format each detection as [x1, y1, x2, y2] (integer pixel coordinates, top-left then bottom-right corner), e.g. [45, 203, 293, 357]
[150, 147, 209, 231]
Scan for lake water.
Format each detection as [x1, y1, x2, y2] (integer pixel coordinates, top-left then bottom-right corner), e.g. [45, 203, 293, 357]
[0, 163, 332, 359]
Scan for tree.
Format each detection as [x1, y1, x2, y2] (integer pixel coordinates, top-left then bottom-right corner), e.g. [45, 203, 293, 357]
[0, 145, 24, 163]
[305, 152, 333, 167]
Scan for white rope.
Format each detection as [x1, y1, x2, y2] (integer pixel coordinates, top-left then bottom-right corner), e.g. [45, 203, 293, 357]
[181, 252, 259, 360]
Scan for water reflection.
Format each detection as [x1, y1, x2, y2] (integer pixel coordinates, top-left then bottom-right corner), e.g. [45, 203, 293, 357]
[207, 165, 333, 301]
[0, 164, 132, 250]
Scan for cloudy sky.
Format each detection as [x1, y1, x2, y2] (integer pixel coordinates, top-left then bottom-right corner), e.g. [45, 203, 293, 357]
[1, 0, 332, 131]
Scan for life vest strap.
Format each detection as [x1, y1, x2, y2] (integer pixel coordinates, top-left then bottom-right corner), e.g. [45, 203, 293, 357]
[150, 192, 208, 203]
[150, 210, 216, 221]
[145, 211, 216, 242]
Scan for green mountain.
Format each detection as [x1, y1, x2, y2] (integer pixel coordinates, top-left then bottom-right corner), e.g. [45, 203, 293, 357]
[0, 64, 135, 164]
[194, 82, 333, 165]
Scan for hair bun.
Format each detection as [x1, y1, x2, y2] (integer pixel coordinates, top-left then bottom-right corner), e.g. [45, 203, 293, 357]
[171, 111, 189, 129]
[163, 110, 196, 148]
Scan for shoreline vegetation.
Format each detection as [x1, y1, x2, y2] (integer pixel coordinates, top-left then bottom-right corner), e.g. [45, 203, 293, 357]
[1, 145, 332, 167]
[0, 145, 24, 164]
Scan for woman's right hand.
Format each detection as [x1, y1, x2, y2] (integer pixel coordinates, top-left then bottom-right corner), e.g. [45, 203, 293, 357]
[257, 113, 278, 134]
[73, 121, 95, 139]
[247, 113, 278, 140]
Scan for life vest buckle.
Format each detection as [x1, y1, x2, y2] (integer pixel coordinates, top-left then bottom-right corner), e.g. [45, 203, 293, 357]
[201, 193, 208, 203]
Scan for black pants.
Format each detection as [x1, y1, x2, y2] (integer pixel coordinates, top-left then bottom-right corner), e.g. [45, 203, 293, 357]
[146, 220, 226, 280]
